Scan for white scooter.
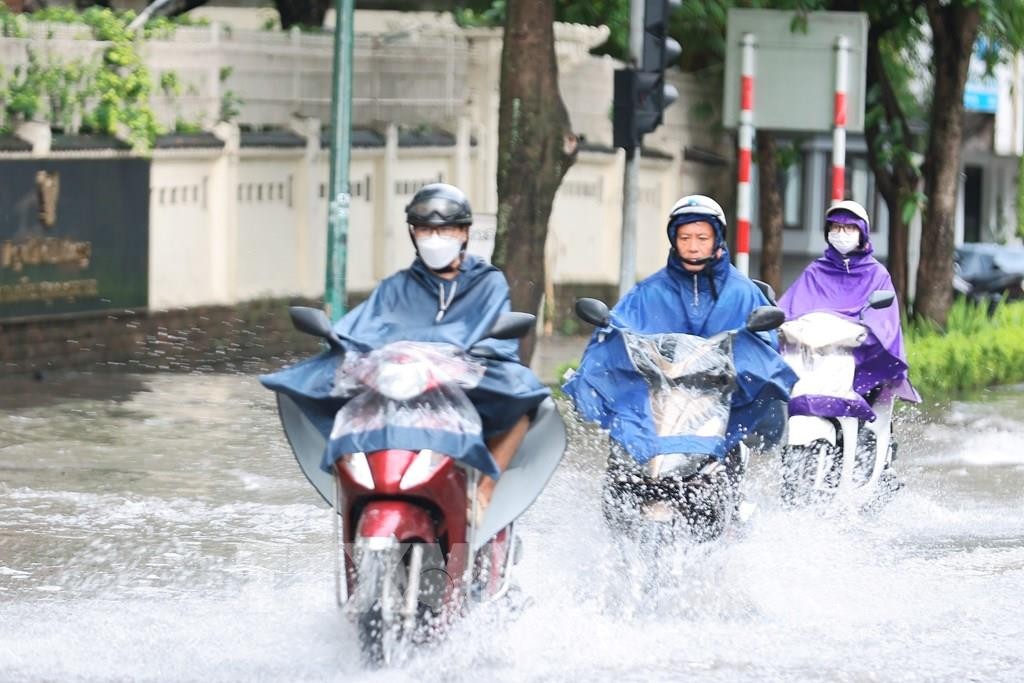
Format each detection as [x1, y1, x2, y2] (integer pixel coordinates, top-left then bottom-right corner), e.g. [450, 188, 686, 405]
[778, 290, 902, 507]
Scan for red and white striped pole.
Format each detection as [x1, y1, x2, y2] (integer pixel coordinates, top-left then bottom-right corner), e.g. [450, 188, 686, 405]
[735, 32, 756, 276]
[831, 35, 850, 204]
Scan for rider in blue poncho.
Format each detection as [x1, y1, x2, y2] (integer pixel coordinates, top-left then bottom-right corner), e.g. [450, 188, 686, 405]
[260, 183, 548, 509]
[564, 194, 797, 472]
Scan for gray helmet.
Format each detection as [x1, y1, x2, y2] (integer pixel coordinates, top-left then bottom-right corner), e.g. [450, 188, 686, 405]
[405, 183, 473, 227]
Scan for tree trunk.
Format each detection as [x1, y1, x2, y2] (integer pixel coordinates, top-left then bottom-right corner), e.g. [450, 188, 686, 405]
[756, 131, 784, 294]
[886, 200, 910, 312]
[915, 1, 980, 326]
[860, 18, 922, 317]
[493, 0, 578, 364]
[274, 0, 331, 29]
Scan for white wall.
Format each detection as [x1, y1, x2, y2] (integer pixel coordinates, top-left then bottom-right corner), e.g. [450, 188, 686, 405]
[147, 118, 710, 310]
[148, 154, 220, 309]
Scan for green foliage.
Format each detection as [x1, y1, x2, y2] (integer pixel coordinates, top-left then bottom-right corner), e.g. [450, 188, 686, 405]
[452, 0, 506, 28]
[776, 137, 804, 169]
[978, 0, 1024, 69]
[218, 66, 243, 123]
[159, 71, 182, 97]
[3, 58, 43, 122]
[555, 0, 631, 58]
[559, 314, 581, 336]
[906, 299, 1024, 398]
[0, 7, 209, 149]
[901, 190, 926, 225]
[25, 7, 84, 25]
[0, 5, 28, 38]
[174, 118, 204, 134]
[142, 14, 209, 40]
[550, 359, 580, 396]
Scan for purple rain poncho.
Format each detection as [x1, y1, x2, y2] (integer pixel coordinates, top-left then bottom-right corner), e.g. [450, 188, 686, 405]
[778, 213, 920, 419]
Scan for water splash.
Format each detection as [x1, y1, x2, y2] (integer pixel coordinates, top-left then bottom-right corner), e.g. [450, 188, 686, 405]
[1, 375, 1022, 681]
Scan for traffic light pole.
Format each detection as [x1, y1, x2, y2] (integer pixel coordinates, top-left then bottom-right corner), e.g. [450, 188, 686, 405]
[325, 0, 355, 321]
[619, 146, 640, 301]
[618, 0, 645, 301]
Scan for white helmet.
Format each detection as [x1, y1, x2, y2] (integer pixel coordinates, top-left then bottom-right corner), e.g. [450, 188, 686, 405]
[669, 194, 727, 228]
[826, 200, 870, 232]
[667, 194, 727, 246]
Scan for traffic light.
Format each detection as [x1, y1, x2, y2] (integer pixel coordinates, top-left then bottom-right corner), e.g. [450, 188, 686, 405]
[642, 0, 682, 73]
[613, 0, 682, 151]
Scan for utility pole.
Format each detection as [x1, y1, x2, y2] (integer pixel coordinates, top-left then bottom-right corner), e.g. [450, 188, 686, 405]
[325, 0, 355, 321]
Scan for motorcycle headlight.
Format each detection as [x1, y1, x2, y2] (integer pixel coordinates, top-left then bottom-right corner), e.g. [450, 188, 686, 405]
[372, 362, 431, 401]
[645, 453, 707, 480]
[399, 449, 447, 490]
[339, 451, 373, 488]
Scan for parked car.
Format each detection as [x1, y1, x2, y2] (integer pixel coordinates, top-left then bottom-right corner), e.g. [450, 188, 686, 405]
[953, 243, 1024, 309]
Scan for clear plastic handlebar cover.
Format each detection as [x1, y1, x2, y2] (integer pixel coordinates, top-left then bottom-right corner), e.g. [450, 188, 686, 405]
[329, 341, 486, 443]
[623, 331, 735, 439]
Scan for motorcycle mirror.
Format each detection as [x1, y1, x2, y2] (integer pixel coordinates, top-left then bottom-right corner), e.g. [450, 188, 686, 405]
[575, 298, 610, 327]
[288, 306, 344, 348]
[752, 279, 777, 305]
[487, 312, 536, 340]
[867, 290, 896, 310]
[745, 305, 786, 333]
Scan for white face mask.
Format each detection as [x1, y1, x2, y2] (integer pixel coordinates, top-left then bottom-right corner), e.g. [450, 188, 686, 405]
[415, 234, 463, 270]
[828, 231, 860, 255]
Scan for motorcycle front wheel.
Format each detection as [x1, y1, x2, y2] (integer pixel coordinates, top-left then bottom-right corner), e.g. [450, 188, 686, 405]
[780, 439, 840, 507]
[352, 544, 440, 667]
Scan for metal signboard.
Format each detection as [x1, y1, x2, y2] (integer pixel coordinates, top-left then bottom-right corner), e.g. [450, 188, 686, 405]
[723, 9, 868, 133]
[0, 158, 149, 320]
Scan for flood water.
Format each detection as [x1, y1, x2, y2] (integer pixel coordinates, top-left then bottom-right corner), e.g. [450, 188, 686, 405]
[1, 372, 1023, 681]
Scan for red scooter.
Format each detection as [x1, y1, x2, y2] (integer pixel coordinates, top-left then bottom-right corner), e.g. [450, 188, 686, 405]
[275, 307, 566, 665]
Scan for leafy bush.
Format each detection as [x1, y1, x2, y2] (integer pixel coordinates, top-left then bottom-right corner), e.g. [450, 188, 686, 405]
[906, 299, 1024, 399]
[0, 6, 203, 148]
[549, 359, 580, 396]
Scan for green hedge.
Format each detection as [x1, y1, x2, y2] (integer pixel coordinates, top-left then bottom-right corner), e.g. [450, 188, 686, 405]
[906, 299, 1024, 399]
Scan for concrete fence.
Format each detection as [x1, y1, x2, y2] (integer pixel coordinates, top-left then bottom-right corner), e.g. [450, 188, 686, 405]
[1, 14, 739, 323]
[144, 118, 696, 316]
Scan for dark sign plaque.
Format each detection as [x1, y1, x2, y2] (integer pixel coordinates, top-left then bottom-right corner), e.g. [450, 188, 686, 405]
[0, 158, 149, 320]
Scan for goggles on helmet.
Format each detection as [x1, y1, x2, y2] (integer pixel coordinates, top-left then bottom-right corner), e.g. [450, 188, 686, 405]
[406, 196, 470, 225]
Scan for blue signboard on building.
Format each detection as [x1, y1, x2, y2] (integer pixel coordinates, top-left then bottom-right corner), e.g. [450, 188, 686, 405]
[964, 40, 999, 113]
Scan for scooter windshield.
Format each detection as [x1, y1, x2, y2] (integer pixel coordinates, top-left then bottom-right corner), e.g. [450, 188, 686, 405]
[623, 331, 735, 439]
[780, 314, 866, 398]
[330, 341, 486, 441]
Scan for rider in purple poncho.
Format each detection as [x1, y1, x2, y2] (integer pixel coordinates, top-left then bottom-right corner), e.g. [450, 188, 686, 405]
[778, 200, 921, 413]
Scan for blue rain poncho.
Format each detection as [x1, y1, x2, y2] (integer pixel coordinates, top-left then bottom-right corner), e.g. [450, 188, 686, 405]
[260, 254, 549, 478]
[563, 247, 798, 461]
